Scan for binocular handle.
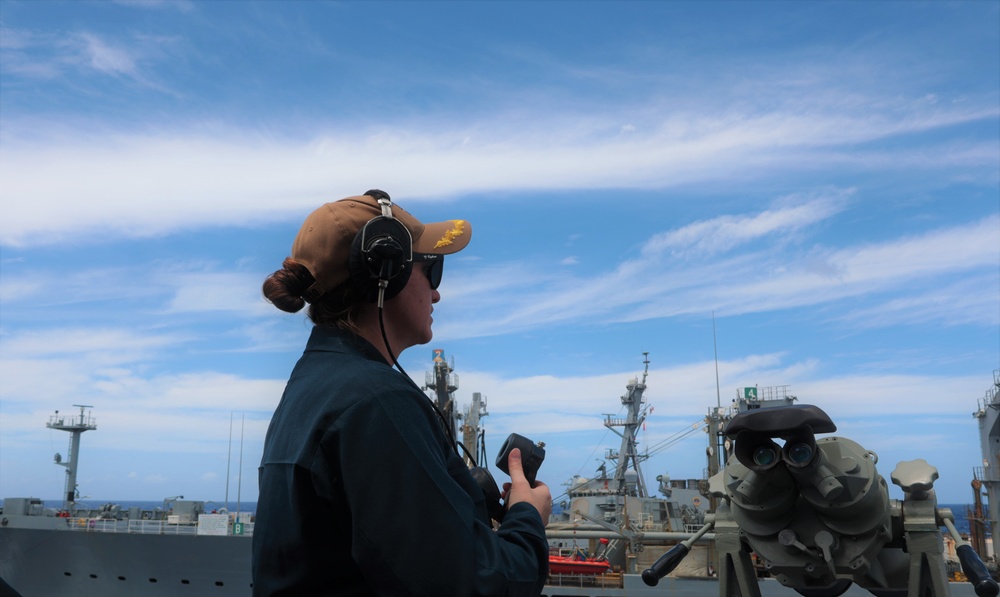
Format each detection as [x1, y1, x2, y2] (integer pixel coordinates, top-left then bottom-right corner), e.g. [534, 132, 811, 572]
[641, 543, 689, 586]
[957, 545, 1000, 597]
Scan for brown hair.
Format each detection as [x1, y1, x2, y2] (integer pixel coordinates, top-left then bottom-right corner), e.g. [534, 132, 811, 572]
[262, 257, 366, 333]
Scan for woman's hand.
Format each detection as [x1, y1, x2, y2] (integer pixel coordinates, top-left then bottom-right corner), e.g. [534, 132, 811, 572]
[501, 448, 552, 524]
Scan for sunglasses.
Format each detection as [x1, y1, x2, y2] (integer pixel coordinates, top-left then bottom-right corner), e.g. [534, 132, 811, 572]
[413, 254, 444, 290]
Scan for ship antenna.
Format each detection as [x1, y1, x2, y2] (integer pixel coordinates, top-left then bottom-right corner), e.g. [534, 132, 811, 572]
[237, 413, 245, 517]
[713, 312, 721, 409]
[225, 411, 233, 512]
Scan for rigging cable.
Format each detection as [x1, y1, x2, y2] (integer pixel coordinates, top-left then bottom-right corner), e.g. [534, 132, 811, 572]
[640, 421, 708, 460]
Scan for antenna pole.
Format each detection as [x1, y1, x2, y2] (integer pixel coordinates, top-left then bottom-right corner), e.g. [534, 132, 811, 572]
[237, 414, 244, 516]
[225, 412, 233, 511]
[713, 312, 721, 409]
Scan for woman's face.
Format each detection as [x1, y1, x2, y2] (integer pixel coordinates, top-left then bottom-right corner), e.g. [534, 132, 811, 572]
[383, 260, 441, 350]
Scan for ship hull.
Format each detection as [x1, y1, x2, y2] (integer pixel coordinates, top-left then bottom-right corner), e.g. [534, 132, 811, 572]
[2, 526, 982, 597]
[545, 576, 981, 596]
[0, 526, 252, 596]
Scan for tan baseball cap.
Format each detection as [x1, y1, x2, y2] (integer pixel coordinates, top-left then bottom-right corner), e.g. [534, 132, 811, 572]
[291, 192, 472, 302]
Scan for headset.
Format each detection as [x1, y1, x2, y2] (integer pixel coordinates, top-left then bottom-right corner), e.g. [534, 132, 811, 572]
[349, 189, 413, 308]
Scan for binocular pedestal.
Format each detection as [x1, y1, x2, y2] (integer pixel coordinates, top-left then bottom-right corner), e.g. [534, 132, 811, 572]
[714, 500, 763, 597]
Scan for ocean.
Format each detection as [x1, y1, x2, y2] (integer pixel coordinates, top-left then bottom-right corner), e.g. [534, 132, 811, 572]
[2, 498, 258, 515]
[4, 500, 982, 536]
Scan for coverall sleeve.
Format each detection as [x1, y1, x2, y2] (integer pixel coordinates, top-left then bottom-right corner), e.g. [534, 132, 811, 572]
[311, 387, 549, 596]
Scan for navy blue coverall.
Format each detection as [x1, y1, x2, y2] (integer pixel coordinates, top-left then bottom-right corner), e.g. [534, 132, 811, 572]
[252, 326, 548, 596]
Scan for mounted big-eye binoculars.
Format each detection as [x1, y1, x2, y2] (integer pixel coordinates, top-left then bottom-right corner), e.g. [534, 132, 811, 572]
[642, 404, 999, 597]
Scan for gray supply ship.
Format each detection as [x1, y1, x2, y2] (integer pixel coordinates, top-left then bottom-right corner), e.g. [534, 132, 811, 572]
[0, 406, 253, 596]
[1, 360, 997, 596]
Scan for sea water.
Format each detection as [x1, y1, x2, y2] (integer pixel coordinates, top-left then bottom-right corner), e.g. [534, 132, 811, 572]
[0, 499, 259, 516]
[1, 500, 980, 536]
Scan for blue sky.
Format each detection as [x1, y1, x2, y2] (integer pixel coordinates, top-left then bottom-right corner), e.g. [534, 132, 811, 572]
[0, 1, 997, 507]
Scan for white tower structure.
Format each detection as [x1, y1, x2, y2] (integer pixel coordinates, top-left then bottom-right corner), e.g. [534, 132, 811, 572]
[48, 405, 97, 510]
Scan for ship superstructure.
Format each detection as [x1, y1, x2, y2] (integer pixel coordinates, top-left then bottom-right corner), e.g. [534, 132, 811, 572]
[704, 385, 799, 478]
[547, 360, 813, 578]
[972, 369, 1000, 560]
[547, 355, 710, 574]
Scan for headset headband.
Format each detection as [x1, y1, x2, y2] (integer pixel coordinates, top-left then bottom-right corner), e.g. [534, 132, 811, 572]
[377, 195, 394, 219]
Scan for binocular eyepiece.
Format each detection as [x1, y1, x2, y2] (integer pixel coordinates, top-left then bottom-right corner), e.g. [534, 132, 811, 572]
[728, 404, 835, 473]
[734, 427, 820, 473]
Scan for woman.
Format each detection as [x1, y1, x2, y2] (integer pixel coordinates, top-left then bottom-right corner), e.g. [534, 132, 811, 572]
[252, 190, 551, 596]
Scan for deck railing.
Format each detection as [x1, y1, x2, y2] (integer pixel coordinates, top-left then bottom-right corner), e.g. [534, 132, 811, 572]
[546, 571, 623, 588]
[64, 517, 254, 537]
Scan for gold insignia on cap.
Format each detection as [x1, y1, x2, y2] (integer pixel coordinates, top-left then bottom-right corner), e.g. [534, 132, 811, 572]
[433, 220, 467, 248]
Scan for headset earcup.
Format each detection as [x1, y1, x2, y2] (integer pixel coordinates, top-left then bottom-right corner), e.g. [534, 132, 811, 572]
[349, 217, 412, 302]
[348, 229, 373, 299]
[383, 262, 412, 300]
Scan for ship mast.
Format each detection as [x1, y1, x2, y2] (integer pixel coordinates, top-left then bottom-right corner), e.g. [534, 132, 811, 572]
[424, 349, 459, 441]
[424, 349, 489, 467]
[461, 392, 489, 468]
[47, 405, 97, 510]
[605, 353, 650, 497]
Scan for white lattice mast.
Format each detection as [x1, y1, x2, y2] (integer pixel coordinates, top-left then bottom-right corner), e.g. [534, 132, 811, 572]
[48, 405, 97, 510]
[605, 353, 650, 497]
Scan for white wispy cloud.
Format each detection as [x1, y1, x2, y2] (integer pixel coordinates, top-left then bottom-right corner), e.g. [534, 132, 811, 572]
[839, 275, 1000, 327]
[3, 194, 988, 349]
[0, 327, 182, 361]
[111, 0, 196, 11]
[1, 93, 995, 247]
[434, 209, 999, 339]
[1, 260, 271, 321]
[76, 32, 139, 77]
[641, 192, 851, 258]
[161, 271, 272, 316]
[2, 357, 284, 443]
[0, 27, 177, 92]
